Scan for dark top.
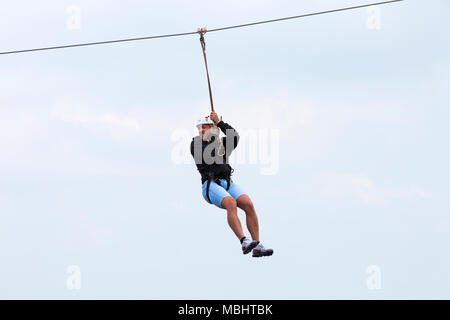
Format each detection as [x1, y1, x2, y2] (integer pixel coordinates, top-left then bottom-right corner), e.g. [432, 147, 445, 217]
[190, 121, 240, 184]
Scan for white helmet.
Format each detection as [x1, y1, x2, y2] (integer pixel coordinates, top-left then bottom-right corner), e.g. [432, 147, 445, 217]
[196, 115, 215, 128]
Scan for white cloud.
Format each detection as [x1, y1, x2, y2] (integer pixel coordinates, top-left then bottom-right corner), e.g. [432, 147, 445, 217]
[322, 101, 419, 125]
[214, 93, 317, 140]
[79, 214, 113, 246]
[51, 104, 141, 131]
[318, 172, 433, 205]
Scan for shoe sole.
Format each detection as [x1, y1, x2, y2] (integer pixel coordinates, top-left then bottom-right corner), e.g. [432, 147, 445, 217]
[242, 241, 258, 255]
[252, 249, 274, 258]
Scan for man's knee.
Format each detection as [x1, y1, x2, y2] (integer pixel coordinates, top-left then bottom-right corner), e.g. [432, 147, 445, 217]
[237, 195, 255, 212]
[221, 197, 237, 210]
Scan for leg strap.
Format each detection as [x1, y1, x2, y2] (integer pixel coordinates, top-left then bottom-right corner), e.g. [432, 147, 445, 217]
[206, 177, 231, 204]
[225, 178, 230, 191]
[206, 179, 213, 204]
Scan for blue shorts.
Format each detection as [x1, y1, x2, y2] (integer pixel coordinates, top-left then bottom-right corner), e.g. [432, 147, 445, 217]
[202, 179, 246, 209]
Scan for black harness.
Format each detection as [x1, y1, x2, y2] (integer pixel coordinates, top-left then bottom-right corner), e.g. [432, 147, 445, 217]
[205, 170, 233, 204]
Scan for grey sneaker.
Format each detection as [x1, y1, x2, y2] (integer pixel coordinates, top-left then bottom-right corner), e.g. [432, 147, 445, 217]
[252, 243, 274, 257]
[242, 238, 258, 255]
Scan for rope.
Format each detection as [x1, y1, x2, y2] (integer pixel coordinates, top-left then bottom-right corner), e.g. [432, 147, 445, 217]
[199, 31, 215, 112]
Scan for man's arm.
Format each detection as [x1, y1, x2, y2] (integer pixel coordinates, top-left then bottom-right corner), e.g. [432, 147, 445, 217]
[208, 110, 239, 154]
[216, 120, 239, 152]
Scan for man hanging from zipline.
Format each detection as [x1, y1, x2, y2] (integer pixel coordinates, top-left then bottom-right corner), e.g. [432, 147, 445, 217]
[191, 111, 273, 257]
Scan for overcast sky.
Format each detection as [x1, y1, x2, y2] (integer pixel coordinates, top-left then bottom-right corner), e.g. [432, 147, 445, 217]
[1, 0, 449, 299]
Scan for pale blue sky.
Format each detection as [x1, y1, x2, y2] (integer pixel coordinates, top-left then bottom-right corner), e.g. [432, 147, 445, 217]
[1, 0, 449, 299]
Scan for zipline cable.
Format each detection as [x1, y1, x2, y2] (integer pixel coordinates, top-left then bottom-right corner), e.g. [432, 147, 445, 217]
[207, 0, 402, 33]
[0, 31, 198, 56]
[0, 0, 402, 56]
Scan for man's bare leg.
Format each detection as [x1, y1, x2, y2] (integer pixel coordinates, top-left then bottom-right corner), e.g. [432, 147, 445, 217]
[221, 196, 245, 240]
[236, 195, 259, 242]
